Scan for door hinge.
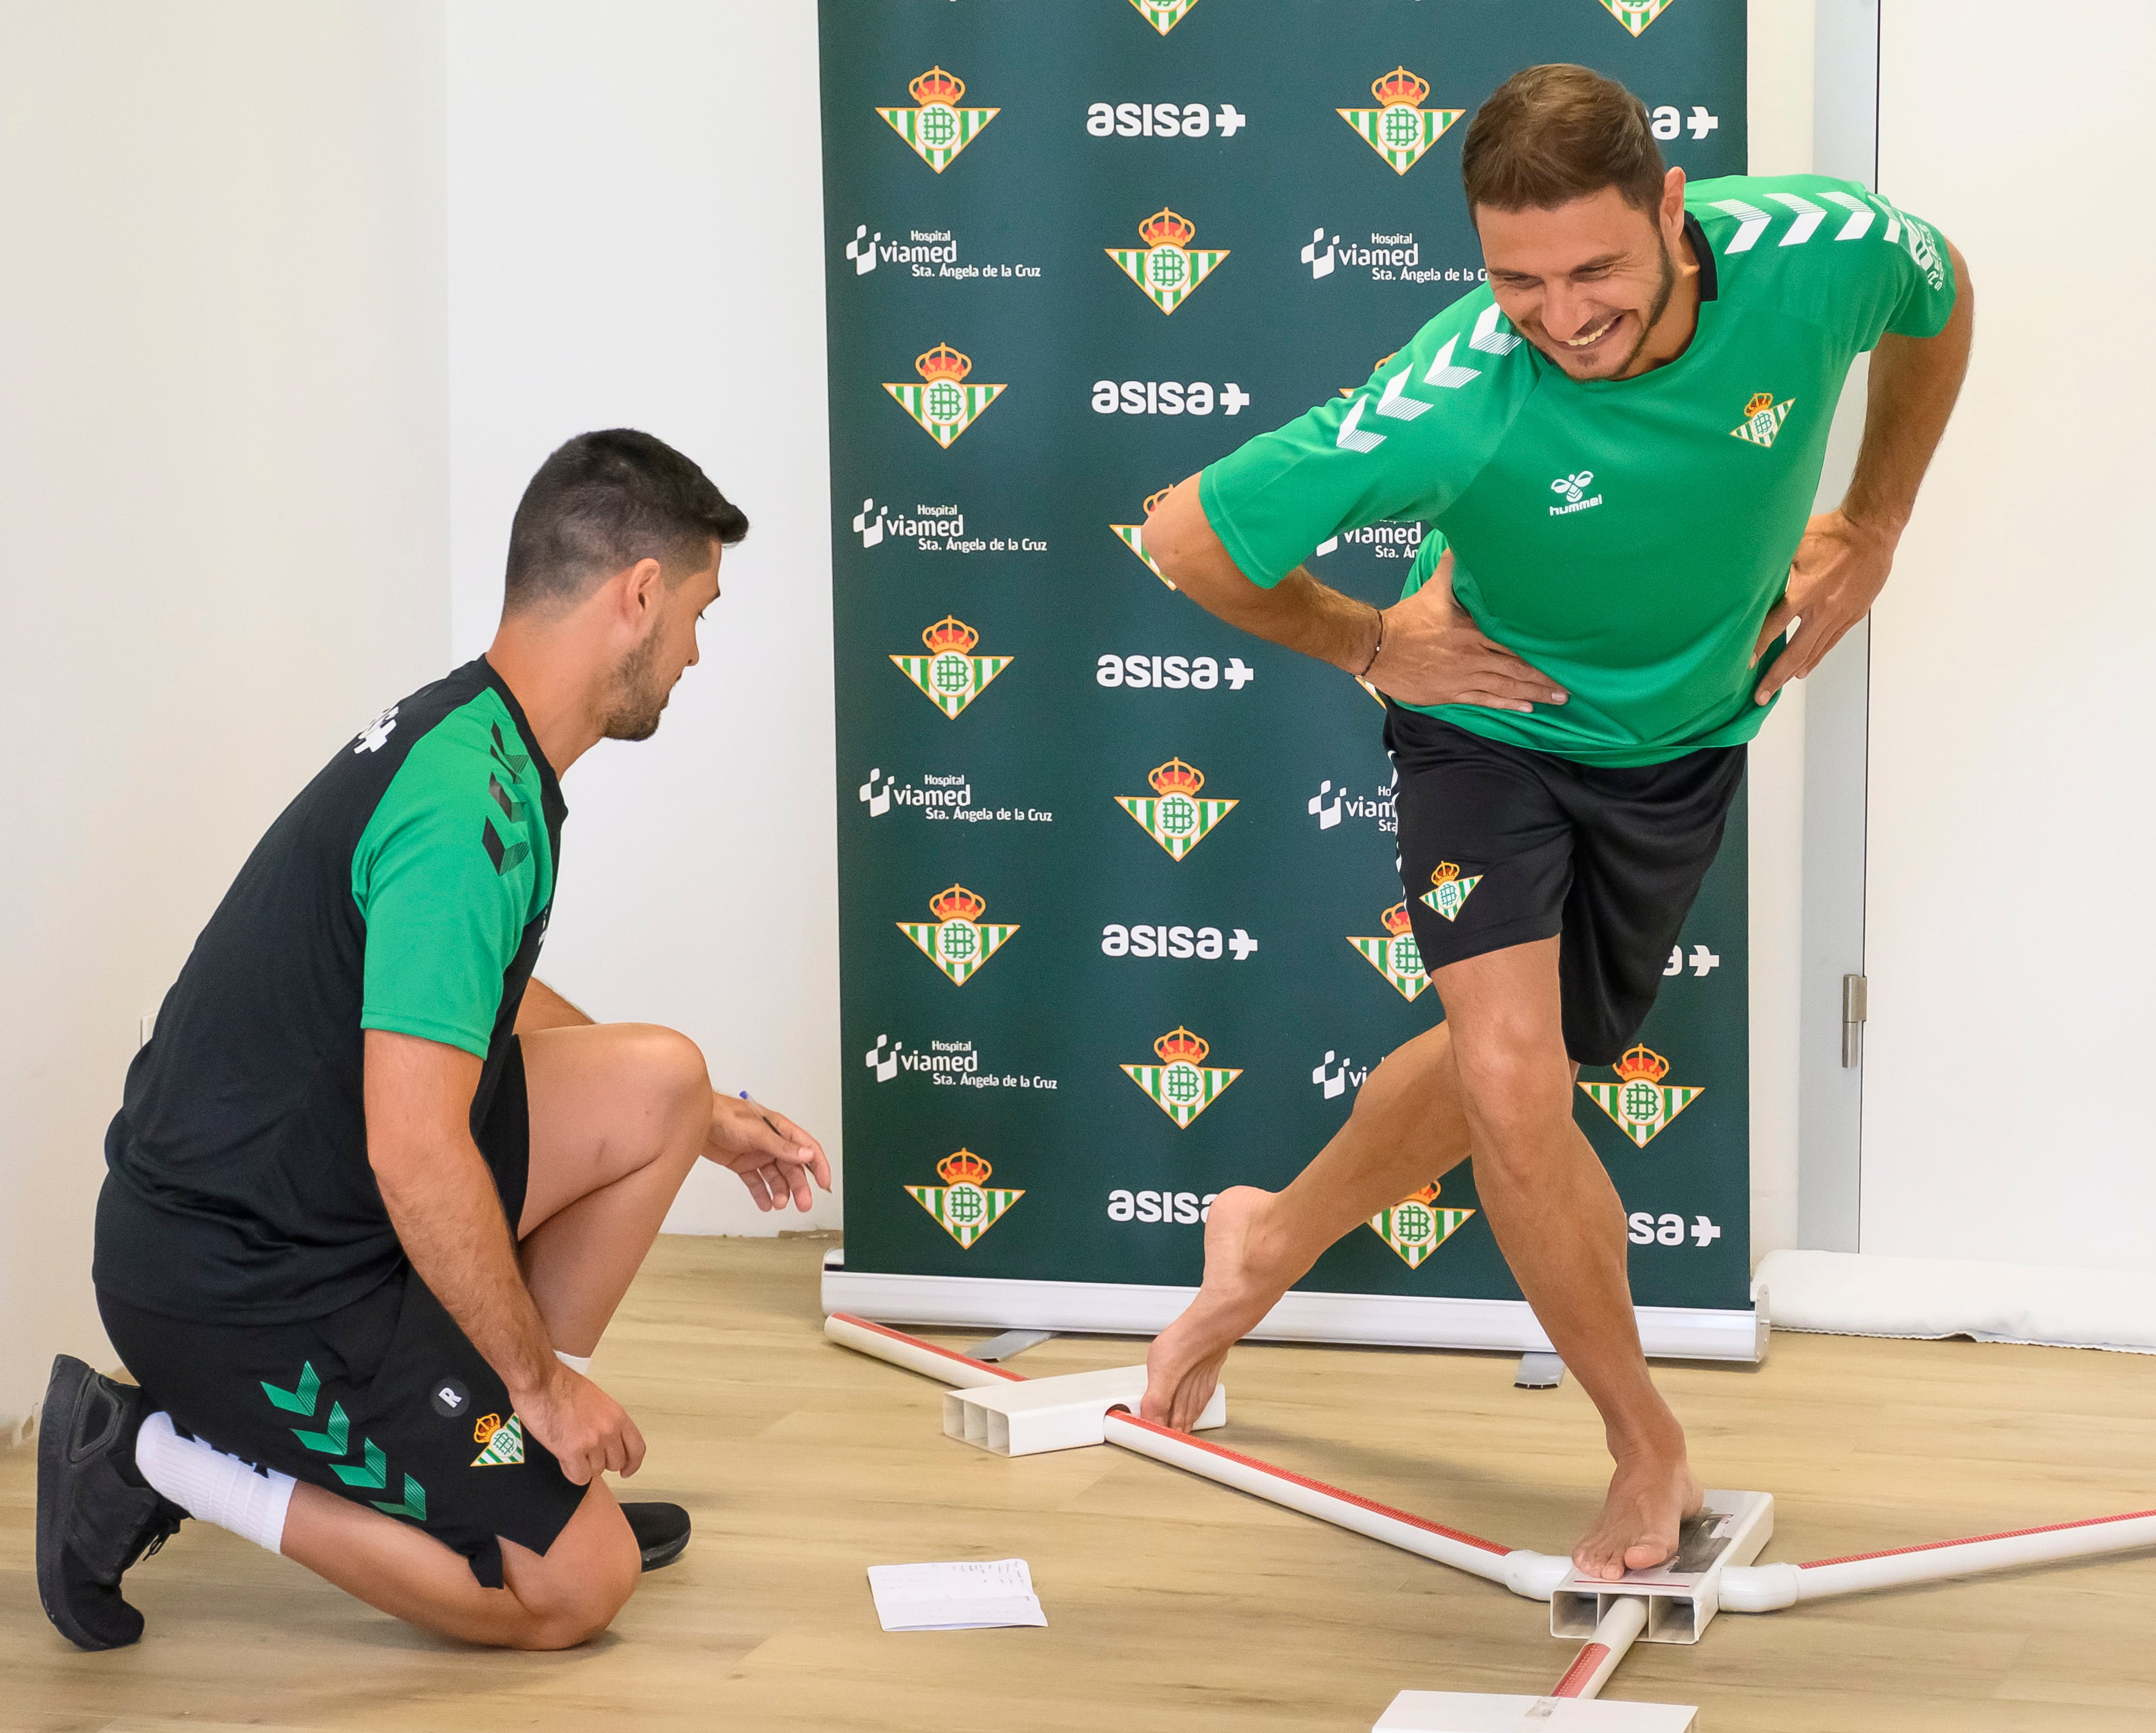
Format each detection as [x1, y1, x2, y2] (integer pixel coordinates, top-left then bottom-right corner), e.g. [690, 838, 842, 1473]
[1841, 973, 1868, 1068]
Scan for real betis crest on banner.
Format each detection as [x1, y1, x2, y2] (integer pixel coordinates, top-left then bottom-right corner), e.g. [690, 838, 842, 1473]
[469, 1414, 525, 1468]
[1117, 757, 1236, 860]
[1369, 1184, 1477, 1269]
[1348, 903, 1431, 1001]
[1599, 0, 1677, 37]
[1128, 0, 1202, 33]
[1729, 391, 1795, 449]
[898, 884, 1018, 985]
[884, 343, 1006, 448]
[1580, 1044, 1704, 1148]
[1421, 861, 1482, 924]
[891, 616, 1011, 718]
[877, 67, 997, 171]
[1122, 1026, 1240, 1127]
[907, 1149, 1023, 1248]
[1111, 488, 1175, 588]
[1107, 208, 1229, 315]
[1338, 68, 1462, 176]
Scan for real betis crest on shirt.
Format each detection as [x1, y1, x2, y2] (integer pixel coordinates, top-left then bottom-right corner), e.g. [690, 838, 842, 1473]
[898, 884, 1017, 985]
[1117, 757, 1236, 860]
[1107, 208, 1229, 314]
[1338, 67, 1462, 176]
[1580, 1044, 1704, 1148]
[907, 1149, 1023, 1248]
[885, 343, 1006, 448]
[1730, 391, 1795, 449]
[1599, 0, 1677, 37]
[1349, 903, 1431, 1001]
[1111, 488, 1175, 588]
[891, 616, 1010, 718]
[1421, 861, 1482, 924]
[1122, 1026, 1240, 1128]
[1128, 0, 1202, 32]
[469, 1413, 525, 1468]
[877, 67, 997, 172]
[1369, 1184, 1477, 1269]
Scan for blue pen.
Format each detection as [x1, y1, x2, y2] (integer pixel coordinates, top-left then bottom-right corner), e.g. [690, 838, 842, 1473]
[738, 1090, 785, 1140]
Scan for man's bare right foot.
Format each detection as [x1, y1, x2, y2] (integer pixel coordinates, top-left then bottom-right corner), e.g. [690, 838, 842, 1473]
[1141, 1185, 1290, 1430]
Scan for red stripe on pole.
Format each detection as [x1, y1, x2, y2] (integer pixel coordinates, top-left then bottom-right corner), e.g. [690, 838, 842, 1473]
[829, 1312, 1027, 1382]
[1107, 1412, 1510, 1555]
[1801, 1507, 2156, 1569]
[1550, 1642, 1609, 1699]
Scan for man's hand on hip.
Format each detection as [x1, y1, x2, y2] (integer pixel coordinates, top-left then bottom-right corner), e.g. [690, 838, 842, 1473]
[1752, 509, 1896, 702]
[1368, 548, 1568, 713]
[514, 1361, 646, 1485]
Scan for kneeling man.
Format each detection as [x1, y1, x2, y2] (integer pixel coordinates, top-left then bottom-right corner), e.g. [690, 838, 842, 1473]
[39, 429, 828, 1650]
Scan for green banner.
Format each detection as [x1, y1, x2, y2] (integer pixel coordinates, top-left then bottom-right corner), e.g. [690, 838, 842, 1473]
[824, 0, 1752, 1318]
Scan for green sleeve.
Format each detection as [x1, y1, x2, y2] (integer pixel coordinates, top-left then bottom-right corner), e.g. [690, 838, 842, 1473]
[1789, 174, 1958, 346]
[1197, 290, 1533, 588]
[351, 724, 539, 1058]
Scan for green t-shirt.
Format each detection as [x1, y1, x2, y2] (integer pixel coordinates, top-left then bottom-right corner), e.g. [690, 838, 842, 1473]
[1199, 174, 1957, 765]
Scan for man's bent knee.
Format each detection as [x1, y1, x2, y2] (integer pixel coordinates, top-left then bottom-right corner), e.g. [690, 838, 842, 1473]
[498, 1485, 641, 1650]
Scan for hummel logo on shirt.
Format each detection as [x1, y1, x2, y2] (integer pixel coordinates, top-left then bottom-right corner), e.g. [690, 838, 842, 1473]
[1548, 471, 1603, 516]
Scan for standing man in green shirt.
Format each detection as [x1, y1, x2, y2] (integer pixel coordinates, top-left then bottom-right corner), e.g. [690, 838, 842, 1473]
[1140, 65, 1972, 1580]
[39, 430, 830, 1651]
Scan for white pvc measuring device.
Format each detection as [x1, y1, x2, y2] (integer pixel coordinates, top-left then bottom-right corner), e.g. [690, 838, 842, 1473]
[826, 1312, 2156, 1726]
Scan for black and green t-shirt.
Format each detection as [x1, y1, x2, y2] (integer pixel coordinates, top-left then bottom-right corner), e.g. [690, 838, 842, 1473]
[95, 658, 565, 1324]
[1199, 173, 1957, 766]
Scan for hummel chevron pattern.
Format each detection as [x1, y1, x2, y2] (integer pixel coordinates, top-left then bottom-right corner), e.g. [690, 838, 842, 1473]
[1769, 193, 1825, 245]
[1336, 397, 1384, 452]
[262, 1361, 429, 1524]
[1376, 369, 1432, 422]
[1718, 193, 1881, 253]
[1342, 307, 1517, 452]
[1423, 336, 1480, 389]
[1822, 191, 1875, 239]
[1469, 303, 1522, 354]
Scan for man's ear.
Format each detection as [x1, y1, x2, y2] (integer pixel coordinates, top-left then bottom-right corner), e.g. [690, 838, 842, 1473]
[1660, 165, 1687, 239]
[619, 556, 665, 628]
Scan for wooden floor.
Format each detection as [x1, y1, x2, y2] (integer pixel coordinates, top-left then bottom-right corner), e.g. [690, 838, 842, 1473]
[5, 1233, 2155, 1731]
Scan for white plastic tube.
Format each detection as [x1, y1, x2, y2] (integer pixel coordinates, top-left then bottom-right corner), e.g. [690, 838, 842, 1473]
[824, 1311, 1023, 1389]
[1790, 1508, 2156, 1600]
[1547, 1596, 1648, 1700]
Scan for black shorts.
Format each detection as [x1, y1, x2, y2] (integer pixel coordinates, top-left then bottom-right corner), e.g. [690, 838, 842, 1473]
[1385, 707, 1746, 1066]
[96, 1039, 584, 1587]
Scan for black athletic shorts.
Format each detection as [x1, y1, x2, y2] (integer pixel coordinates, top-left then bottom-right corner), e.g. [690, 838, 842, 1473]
[96, 1038, 585, 1587]
[1384, 705, 1746, 1066]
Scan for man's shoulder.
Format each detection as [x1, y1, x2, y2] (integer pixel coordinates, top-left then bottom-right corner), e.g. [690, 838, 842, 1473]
[1686, 173, 1906, 306]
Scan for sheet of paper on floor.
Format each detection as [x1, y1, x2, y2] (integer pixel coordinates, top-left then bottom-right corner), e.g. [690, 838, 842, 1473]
[866, 1559, 1047, 1632]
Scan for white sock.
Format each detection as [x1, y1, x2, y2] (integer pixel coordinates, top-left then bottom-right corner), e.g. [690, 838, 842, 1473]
[134, 1410, 295, 1555]
[554, 1350, 592, 1376]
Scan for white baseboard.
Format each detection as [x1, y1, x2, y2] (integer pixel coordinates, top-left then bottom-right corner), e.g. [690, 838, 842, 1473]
[1756, 1249, 2156, 1354]
[820, 1252, 1769, 1364]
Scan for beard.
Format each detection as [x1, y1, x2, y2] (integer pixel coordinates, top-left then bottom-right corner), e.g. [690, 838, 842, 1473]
[1602, 232, 1679, 378]
[601, 624, 670, 742]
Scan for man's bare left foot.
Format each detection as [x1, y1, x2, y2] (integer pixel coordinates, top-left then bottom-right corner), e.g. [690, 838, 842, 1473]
[1570, 1445, 1702, 1581]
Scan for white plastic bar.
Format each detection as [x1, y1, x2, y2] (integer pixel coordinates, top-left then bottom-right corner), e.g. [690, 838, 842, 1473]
[824, 1311, 1023, 1389]
[944, 1365, 1225, 1455]
[1792, 1507, 2156, 1599]
[1548, 1597, 1647, 1701]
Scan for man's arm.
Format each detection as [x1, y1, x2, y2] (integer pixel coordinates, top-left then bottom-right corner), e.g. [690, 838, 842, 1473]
[515, 977, 594, 1034]
[363, 1028, 643, 1483]
[1754, 237, 1973, 700]
[1146, 478, 1567, 713]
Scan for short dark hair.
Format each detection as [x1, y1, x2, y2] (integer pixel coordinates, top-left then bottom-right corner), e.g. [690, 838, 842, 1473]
[503, 429, 748, 613]
[1461, 64, 1666, 217]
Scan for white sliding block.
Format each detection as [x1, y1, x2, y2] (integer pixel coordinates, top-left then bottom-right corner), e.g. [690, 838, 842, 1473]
[1376, 1693, 1696, 1732]
[942, 1365, 1225, 1456]
[1550, 1489, 1775, 1645]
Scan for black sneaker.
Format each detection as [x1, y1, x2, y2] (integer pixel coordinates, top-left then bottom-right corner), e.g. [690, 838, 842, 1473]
[35, 1355, 186, 1651]
[623, 1501, 690, 1572]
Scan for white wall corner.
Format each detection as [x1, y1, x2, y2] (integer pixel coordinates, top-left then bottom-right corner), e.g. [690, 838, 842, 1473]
[1747, 0, 1818, 178]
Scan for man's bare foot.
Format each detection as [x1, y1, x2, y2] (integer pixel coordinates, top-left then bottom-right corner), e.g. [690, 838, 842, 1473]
[1141, 1186, 1291, 1430]
[1571, 1443, 1703, 1581]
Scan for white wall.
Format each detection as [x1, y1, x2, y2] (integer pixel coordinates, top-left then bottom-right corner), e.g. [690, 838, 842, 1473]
[0, 2, 450, 1430]
[1860, 3, 2156, 1268]
[446, 2, 842, 1233]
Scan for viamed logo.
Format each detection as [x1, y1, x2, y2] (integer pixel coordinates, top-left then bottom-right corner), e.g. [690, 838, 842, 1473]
[891, 616, 1011, 719]
[1369, 1182, 1476, 1269]
[1348, 902, 1430, 1001]
[1338, 68, 1462, 176]
[885, 342, 1006, 448]
[1579, 1044, 1704, 1148]
[1421, 861, 1481, 924]
[1599, 0, 1678, 37]
[877, 67, 997, 172]
[1117, 757, 1236, 860]
[1129, 0, 1204, 32]
[906, 1148, 1023, 1248]
[1107, 208, 1229, 315]
[898, 884, 1018, 986]
[1121, 1026, 1240, 1128]
[1111, 487, 1176, 588]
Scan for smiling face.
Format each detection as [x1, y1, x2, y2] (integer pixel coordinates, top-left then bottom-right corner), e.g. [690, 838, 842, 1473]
[1477, 170, 1693, 381]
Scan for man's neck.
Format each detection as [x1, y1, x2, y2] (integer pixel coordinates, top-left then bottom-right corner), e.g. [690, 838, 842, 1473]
[1619, 225, 1704, 379]
[483, 630, 603, 775]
